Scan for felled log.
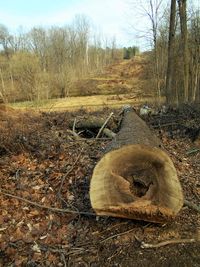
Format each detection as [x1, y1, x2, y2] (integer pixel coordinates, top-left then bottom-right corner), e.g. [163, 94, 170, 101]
[90, 106, 183, 223]
[69, 114, 117, 138]
[69, 116, 117, 130]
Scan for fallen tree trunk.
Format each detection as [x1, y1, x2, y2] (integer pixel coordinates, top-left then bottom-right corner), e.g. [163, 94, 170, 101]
[90, 106, 183, 223]
[69, 116, 117, 130]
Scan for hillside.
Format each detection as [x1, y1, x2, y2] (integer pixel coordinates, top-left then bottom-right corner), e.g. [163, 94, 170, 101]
[73, 56, 153, 97]
[11, 55, 162, 111]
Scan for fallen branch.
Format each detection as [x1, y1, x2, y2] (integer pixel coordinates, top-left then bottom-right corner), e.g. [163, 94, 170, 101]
[66, 129, 80, 139]
[186, 148, 200, 155]
[184, 200, 200, 213]
[96, 112, 114, 139]
[0, 189, 96, 217]
[137, 237, 198, 249]
[72, 118, 77, 134]
[69, 117, 115, 130]
[100, 228, 135, 243]
[152, 122, 181, 129]
[72, 137, 112, 142]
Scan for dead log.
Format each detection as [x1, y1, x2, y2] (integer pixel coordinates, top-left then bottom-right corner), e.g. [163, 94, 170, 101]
[69, 115, 117, 138]
[90, 106, 183, 223]
[69, 116, 117, 130]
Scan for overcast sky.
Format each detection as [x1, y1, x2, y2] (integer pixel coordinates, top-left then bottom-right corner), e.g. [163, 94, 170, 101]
[0, 0, 199, 49]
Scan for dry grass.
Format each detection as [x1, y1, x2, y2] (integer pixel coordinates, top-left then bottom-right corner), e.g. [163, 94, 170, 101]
[10, 94, 165, 112]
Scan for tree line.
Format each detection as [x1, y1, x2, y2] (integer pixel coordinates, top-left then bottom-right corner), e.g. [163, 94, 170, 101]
[0, 16, 129, 102]
[0, 1, 199, 106]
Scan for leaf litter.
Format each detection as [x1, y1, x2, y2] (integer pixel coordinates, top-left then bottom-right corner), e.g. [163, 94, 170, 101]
[0, 104, 199, 266]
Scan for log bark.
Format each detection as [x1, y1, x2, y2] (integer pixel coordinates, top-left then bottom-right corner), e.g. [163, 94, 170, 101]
[90, 107, 183, 223]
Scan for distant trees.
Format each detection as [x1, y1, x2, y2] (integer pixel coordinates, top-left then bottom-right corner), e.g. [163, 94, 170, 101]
[123, 46, 139, 59]
[10, 52, 39, 101]
[0, 24, 13, 58]
[0, 17, 126, 102]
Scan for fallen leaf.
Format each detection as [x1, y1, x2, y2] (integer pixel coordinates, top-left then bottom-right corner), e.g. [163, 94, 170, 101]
[32, 242, 41, 253]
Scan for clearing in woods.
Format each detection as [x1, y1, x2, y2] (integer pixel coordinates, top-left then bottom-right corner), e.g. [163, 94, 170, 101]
[10, 56, 163, 111]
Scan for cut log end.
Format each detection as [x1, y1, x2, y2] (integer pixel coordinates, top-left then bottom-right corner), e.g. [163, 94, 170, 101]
[90, 144, 183, 223]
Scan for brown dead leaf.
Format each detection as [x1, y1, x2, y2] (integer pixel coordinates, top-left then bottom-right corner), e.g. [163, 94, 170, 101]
[14, 257, 28, 267]
[11, 228, 24, 241]
[47, 253, 58, 264]
[0, 215, 4, 224]
[32, 252, 42, 261]
[29, 210, 40, 216]
[6, 247, 17, 257]
[57, 225, 68, 239]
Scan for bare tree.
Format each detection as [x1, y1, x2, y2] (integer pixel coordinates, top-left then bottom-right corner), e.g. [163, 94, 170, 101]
[28, 27, 49, 71]
[177, 0, 189, 103]
[129, 0, 164, 101]
[0, 24, 13, 58]
[189, 10, 200, 102]
[166, 0, 177, 105]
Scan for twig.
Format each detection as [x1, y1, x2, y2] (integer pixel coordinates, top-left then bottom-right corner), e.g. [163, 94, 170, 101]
[72, 118, 77, 133]
[0, 189, 96, 217]
[72, 137, 112, 142]
[40, 244, 86, 255]
[100, 228, 135, 243]
[186, 148, 200, 155]
[96, 112, 114, 139]
[15, 169, 21, 179]
[184, 200, 200, 213]
[60, 253, 67, 267]
[66, 129, 80, 139]
[99, 222, 128, 235]
[152, 122, 180, 129]
[139, 238, 198, 249]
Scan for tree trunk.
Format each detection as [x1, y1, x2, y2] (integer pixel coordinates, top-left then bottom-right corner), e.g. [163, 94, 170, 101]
[178, 0, 189, 103]
[166, 0, 177, 105]
[90, 107, 183, 223]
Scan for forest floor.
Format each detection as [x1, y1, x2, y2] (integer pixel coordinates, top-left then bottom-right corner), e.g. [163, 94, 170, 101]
[0, 104, 200, 267]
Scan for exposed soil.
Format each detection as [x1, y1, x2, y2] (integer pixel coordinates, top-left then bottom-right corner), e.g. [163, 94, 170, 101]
[0, 104, 200, 267]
